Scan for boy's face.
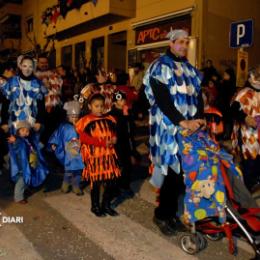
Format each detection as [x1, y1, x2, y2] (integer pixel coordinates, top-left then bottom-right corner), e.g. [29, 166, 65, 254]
[68, 115, 79, 125]
[88, 99, 104, 116]
[18, 127, 30, 137]
[115, 99, 126, 109]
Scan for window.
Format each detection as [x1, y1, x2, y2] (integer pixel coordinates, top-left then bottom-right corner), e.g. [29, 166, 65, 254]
[26, 17, 33, 33]
[61, 45, 72, 68]
[75, 42, 86, 70]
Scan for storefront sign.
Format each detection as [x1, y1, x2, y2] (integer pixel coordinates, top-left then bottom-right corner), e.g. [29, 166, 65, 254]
[135, 15, 191, 45]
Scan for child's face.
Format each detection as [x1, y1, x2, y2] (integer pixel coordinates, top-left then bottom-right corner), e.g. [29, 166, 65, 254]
[115, 99, 126, 109]
[18, 127, 30, 137]
[88, 99, 104, 116]
[68, 115, 79, 125]
[208, 80, 214, 88]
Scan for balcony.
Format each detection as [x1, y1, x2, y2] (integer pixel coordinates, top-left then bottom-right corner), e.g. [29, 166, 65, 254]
[0, 2, 22, 20]
[0, 14, 21, 39]
[45, 0, 136, 40]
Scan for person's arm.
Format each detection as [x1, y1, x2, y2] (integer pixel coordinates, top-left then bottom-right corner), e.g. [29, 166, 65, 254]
[36, 98, 45, 124]
[150, 77, 185, 125]
[230, 101, 247, 122]
[1, 95, 10, 125]
[79, 132, 107, 147]
[194, 90, 204, 119]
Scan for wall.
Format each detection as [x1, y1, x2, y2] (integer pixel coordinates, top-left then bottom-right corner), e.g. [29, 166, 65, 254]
[204, 0, 260, 72]
[20, 0, 203, 70]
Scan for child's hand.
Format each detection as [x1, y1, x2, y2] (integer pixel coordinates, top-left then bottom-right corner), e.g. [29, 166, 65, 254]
[8, 135, 16, 143]
[106, 137, 116, 147]
[1, 124, 9, 133]
[33, 123, 41, 132]
[130, 155, 137, 165]
[106, 140, 112, 148]
[51, 144, 57, 151]
[111, 136, 117, 144]
[0, 77, 6, 86]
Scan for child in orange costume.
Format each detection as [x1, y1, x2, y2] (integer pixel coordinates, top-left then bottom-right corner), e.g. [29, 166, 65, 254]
[76, 93, 121, 217]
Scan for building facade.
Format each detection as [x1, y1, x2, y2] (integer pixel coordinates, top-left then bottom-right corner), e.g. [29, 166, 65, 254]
[0, 0, 259, 72]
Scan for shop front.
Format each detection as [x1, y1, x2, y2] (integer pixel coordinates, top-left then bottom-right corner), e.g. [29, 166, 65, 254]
[129, 10, 197, 70]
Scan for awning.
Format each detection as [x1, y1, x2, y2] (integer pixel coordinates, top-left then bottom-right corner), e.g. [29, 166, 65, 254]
[131, 7, 193, 29]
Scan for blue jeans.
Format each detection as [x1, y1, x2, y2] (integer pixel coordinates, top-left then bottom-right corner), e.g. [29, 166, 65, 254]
[63, 170, 82, 189]
[14, 175, 27, 202]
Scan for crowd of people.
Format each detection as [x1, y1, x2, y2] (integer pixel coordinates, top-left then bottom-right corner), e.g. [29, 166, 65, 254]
[0, 28, 259, 238]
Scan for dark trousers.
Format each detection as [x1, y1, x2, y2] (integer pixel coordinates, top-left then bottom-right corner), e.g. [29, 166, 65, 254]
[119, 159, 132, 190]
[0, 128, 8, 170]
[91, 180, 116, 208]
[154, 167, 185, 220]
[242, 155, 260, 190]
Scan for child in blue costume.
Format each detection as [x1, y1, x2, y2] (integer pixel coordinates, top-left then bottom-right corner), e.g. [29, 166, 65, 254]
[8, 120, 49, 204]
[48, 100, 84, 195]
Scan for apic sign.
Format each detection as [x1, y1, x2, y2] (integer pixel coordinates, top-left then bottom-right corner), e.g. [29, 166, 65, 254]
[135, 16, 191, 45]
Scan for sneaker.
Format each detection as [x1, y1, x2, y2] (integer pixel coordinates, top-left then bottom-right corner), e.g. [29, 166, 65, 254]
[153, 216, 176, 236]
[102, 206, 119, 217]
[61, 182, 70, 193]
[73, 188, 84, 196]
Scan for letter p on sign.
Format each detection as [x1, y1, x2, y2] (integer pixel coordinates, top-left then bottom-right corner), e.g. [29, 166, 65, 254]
[237, 24, 245, 45]
[230, 19, 253, 48]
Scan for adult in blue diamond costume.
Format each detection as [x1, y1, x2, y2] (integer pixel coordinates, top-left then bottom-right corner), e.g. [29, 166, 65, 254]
[0, 56, 49, 203]
[143, 29, 206, 235]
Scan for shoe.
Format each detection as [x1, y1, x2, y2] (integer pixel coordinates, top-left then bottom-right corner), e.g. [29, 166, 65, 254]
[17, 199, 28, 204]
[73, 188, 84, 196]
[91, 206, 106, 217]
[251, 183, 260, 194]
[102, 206, 119, 217]
[153, 216, 176, 236]
[175, 218, 188, 232]
[75, 191, 84, 196]
[61, 182, 70, 193]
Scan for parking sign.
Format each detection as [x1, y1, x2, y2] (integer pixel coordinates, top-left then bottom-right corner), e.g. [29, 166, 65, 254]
[230, 19, 253, 48]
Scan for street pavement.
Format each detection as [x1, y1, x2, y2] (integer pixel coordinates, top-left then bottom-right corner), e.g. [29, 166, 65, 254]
[0, 121, 258, 260]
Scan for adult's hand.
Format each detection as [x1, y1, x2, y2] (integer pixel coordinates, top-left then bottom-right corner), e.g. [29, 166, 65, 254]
[245, 116, 257, 128]
[179, 119, 206, 132]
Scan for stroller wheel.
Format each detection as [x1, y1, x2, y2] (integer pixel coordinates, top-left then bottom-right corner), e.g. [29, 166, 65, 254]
[196, 232, 207, 250]
[179, 234, 200, 255]
[206, 233, 224, 241]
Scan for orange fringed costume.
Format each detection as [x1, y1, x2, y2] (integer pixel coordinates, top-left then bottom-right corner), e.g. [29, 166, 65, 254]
[76, 114, 121, 185]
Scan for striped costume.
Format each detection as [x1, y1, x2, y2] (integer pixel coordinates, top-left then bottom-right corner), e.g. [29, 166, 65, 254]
[76, 114, 120, 185]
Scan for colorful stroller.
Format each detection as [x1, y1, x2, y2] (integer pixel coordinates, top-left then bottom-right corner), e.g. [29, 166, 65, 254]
[176, 129, 260, 259]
